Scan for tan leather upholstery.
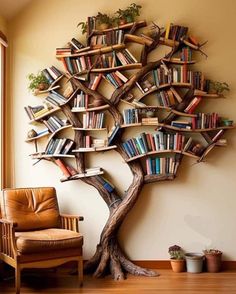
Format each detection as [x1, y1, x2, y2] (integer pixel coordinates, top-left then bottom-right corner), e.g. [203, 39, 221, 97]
[15, 228, 83, 254]
[0, 187, 84, 292]
[1, 187, 60, 231]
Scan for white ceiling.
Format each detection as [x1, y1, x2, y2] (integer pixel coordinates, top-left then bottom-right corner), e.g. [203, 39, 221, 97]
[0, 0, 32, 20]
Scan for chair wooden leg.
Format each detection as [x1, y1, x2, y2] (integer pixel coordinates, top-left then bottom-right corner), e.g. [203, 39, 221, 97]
[15, 265, 21, 294]
[78, 258, 83, 287]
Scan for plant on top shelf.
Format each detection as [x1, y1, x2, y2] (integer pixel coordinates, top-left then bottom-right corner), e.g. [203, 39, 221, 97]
[96, 12, 112, 30]
[168, 245, 185, 273]
[115, 3, 142, 24]
[209, 81, 230, 95]
[203, 248, 223, 273]
[27, 72, 49, 94]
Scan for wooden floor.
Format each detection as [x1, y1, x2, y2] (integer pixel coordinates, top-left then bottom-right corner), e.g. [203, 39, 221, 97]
[1, 268, 236, 293]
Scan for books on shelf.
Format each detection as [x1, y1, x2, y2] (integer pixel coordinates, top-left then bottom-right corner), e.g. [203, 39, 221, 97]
[191, 113, 219, 129]
[70, 38, 85, 50]
[123, 108, 139, 125]
[42, 115, 68, 133]
[82, 112, 105, 129]
[164, 24, 188, 41]
[45, 138, 74, 155]
[108, 124, 121, 146]
[24, 103, 56, 120]
[184, 96, 202, 114]
[55, 158, 77, 178]
[146, 156, 179, 175]
[90, 30, 124, 47]
[122, 131, 188, 158]
[171, 120, 191, 129]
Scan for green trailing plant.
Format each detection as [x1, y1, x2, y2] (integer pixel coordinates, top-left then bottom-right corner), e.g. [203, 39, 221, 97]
[115, 3, 142, 23]
[27, 72, 49, 92]
[96, 12, 112, 25]
[77, 21, 88, 34]
[209, 81, 230, 94]
[168, 245, 185, 260]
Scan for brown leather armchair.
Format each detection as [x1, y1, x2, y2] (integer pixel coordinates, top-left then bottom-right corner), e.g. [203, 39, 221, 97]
[0, 187, 83, 293]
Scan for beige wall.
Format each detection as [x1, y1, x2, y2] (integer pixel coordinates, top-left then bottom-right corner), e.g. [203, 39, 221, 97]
[0, 15, 7, 34]
[8, 0, 236, 260]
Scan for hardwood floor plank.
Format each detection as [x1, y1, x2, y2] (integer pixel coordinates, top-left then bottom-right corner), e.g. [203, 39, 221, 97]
[1, 269, 236, 293]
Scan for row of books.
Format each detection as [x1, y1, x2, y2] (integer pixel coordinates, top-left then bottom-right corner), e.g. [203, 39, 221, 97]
[103, 71, 127, 89]
[81, 135, 107, 149]
[157, 89, 179, 107]
[191, 113, 220, 129]
[171, 113, 220, 130]
[62, 55, 91, 74]
[90, 30, 124, 47]
[45, 138, 74, 155]
[164, 24, 188, 41]
[184, 96, 202, 114]
[153, 64, 204, 90]
[24, 104, 53, 120]
[45, 90, 71, 106]
[82, 112, 105, 129]
[55, 158, 77, 178]
[56, 38, 86, 56]
[122, 131, 193, 158]
[73, 91, 88, 109]
[61, 48, 137, 74]
[123, 108, 139, 124]
[42, 115, 68, 133]
[41, 66, 62, 85]
[145, 156, 179, 175]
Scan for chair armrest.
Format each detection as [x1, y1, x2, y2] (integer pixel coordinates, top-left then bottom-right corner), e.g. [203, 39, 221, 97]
[60, 214, 84, 232]
[0, 219, 18, 258]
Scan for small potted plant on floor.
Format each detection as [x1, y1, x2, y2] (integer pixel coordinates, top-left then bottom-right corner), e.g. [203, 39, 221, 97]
[168, 245, 185, 273]
[203, 249, 223, 273]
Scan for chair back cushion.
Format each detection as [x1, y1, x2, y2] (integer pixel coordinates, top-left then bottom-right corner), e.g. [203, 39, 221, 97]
[1, 187, 60, 231]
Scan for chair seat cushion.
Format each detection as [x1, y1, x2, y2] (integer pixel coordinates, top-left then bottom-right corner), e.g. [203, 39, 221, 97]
[15, 228, 83, 254]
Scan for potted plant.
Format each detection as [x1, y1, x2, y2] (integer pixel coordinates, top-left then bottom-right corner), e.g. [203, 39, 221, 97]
[203, 249, 223, 273]
[168, 245, 185, 273]
[115, 3, 142, 24]
[27, 72, 49, 94]
[96, 12, 112, 30]
[209, 80, 230, 95]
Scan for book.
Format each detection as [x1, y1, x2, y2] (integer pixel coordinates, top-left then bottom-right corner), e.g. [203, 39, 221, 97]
[108, 124, 121, 146]
[55, 159, 71, 177]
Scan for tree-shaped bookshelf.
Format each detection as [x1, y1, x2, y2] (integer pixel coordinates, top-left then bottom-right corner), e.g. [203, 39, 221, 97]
[25, 7, 234, 280]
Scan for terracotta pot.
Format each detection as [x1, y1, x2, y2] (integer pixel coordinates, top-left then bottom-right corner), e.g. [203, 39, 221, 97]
[205, 252, 222, 273]
[98, 23, 110, 30]
[37, 82, 49, 91]
[170, 259, 185, 273]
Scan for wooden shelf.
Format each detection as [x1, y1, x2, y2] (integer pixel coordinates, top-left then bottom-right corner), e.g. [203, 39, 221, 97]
[35, 75, 64, 95]
[72, 104, 110, 112]
[125, 149, 200, 163]
[73, 127, 107, 131]
[194, 89, 221, 98]
[25, 132, 50, 142]
[29, 107, 61, 124]
[60, 170, 104, 182]
[91, 20, 146, 35]
[144, 174, 175, 184]
[30, 153, 75, 159]
[74, 63, 142, 75]
[56, 44, 125, 58]
[124, 34, 154, 46]
[72, 145, 117, 152]
[162, 58, 196, 65]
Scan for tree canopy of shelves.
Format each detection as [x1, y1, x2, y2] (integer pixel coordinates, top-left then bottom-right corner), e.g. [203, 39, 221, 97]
[25, 4, 234, 281]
